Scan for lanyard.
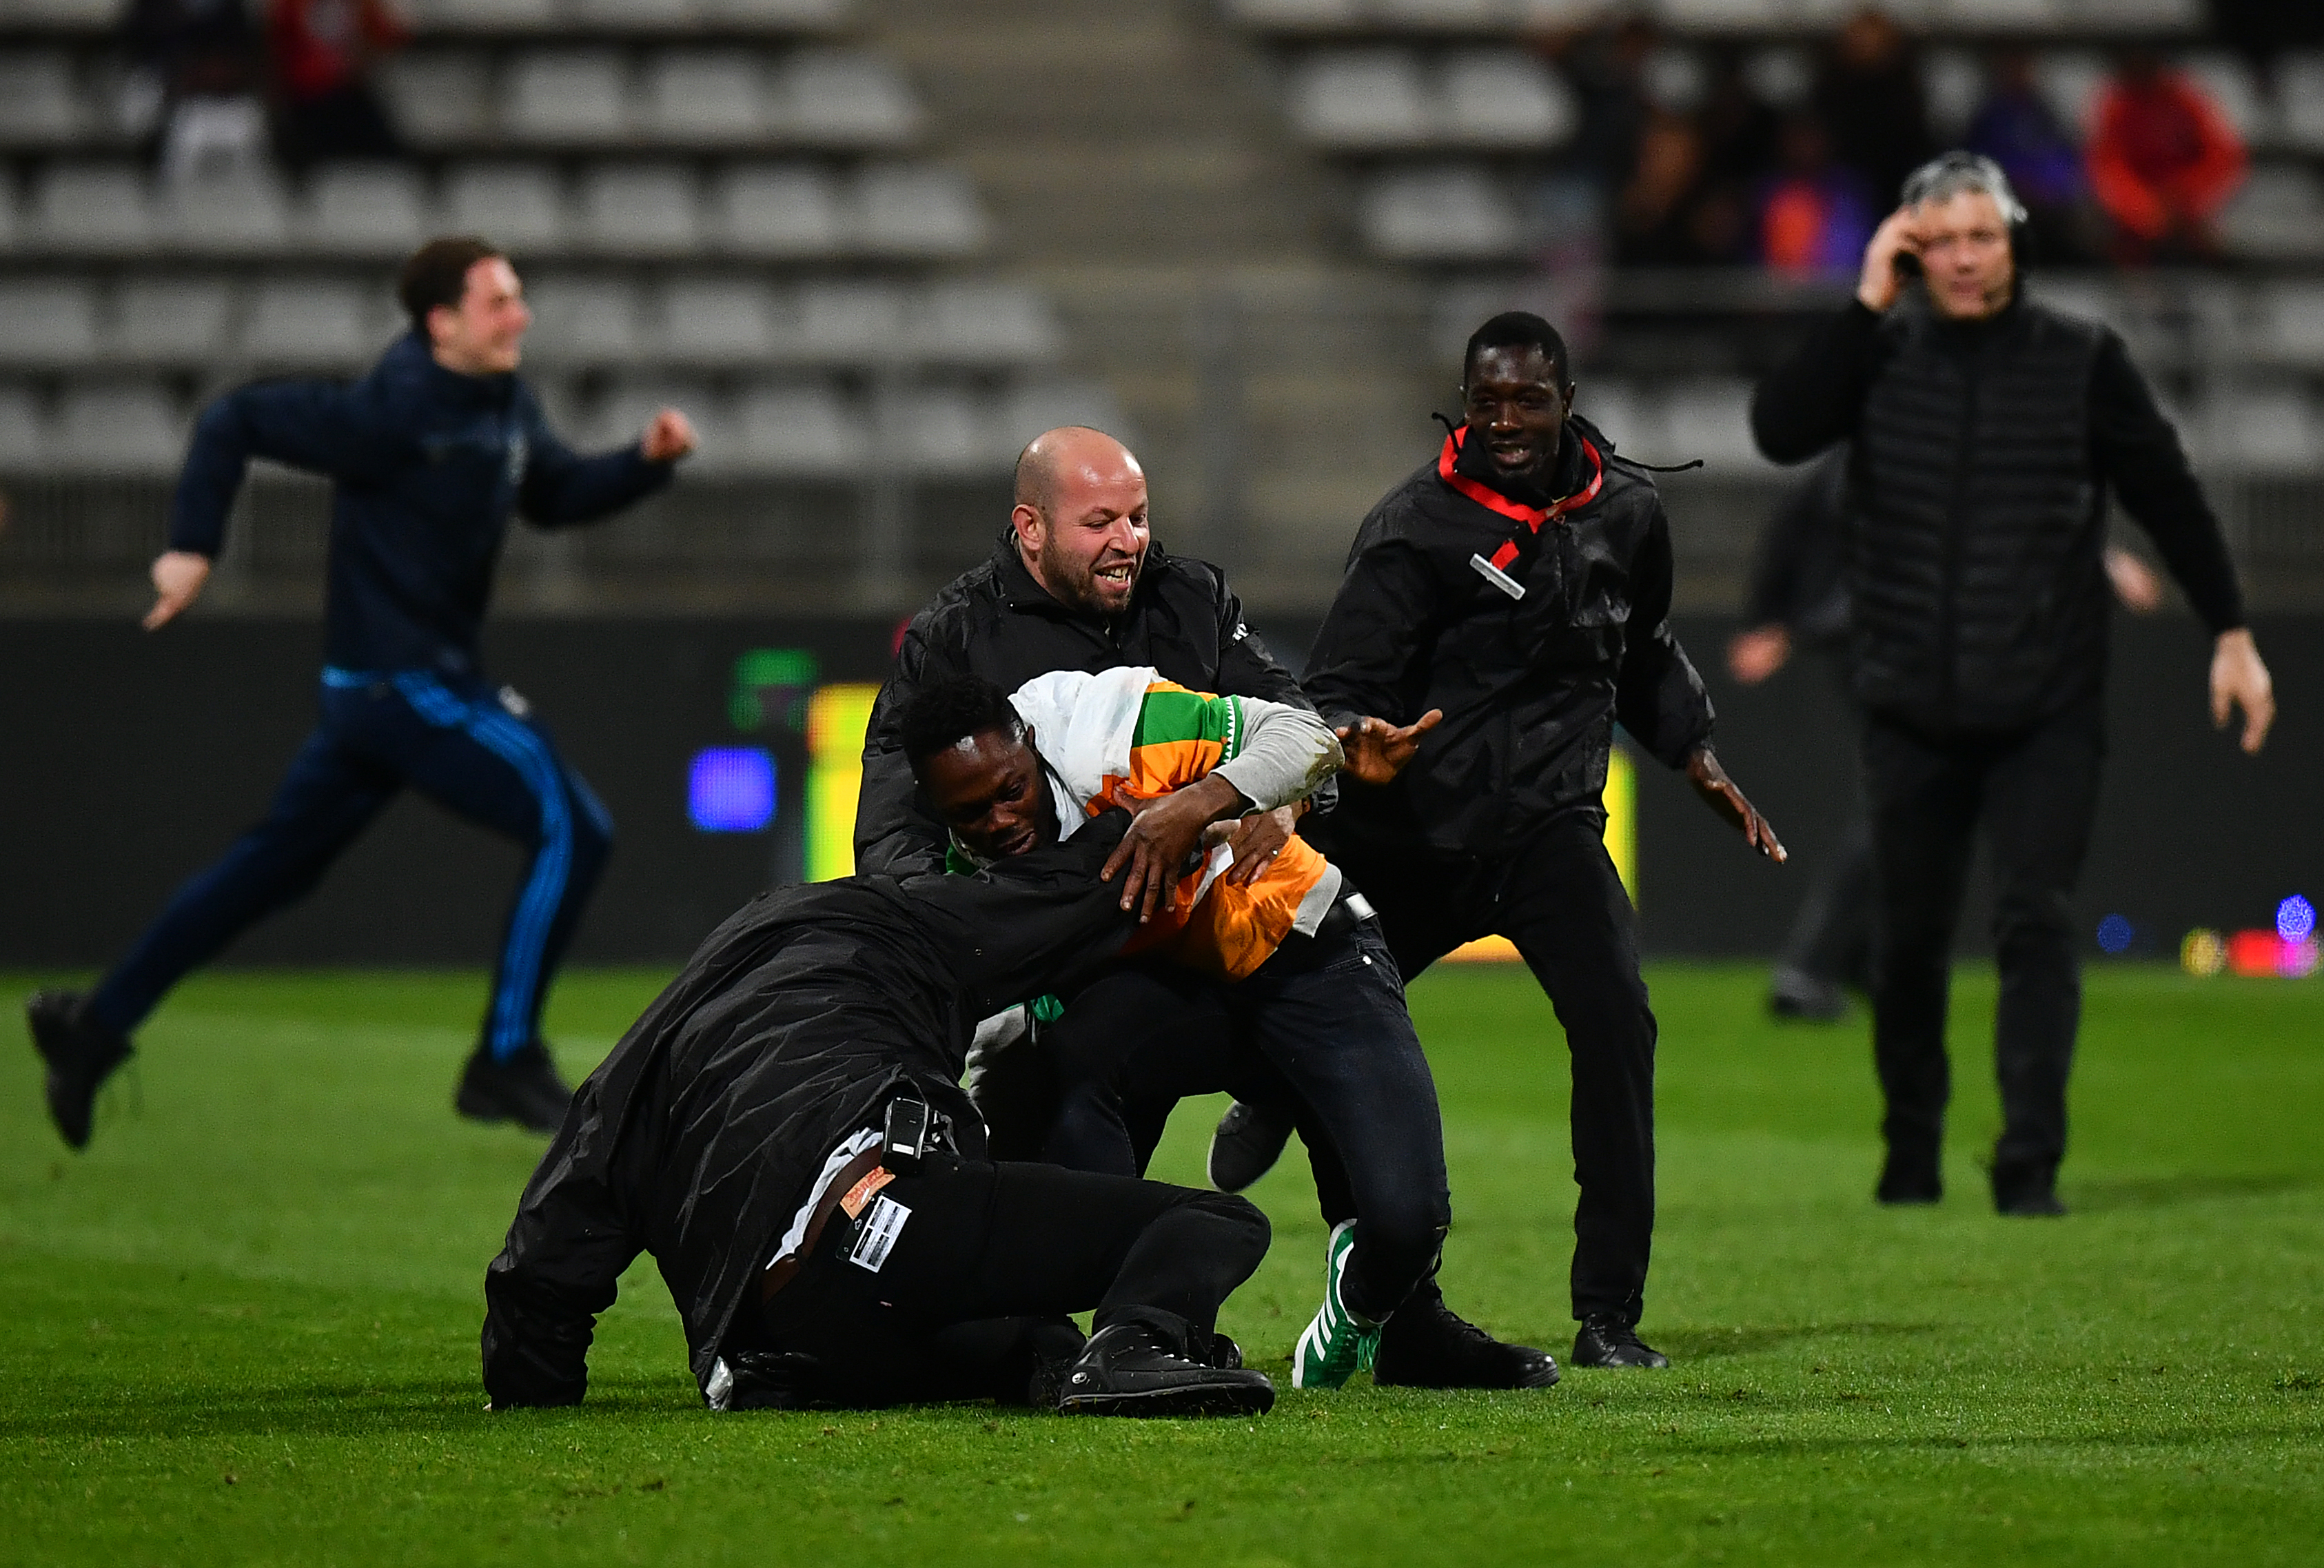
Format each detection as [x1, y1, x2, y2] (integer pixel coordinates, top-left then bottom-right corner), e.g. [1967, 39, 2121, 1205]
[1438, 427, 1603, 600]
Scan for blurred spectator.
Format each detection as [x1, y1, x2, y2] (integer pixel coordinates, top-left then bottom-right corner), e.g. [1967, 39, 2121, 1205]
[1755, 116, 1877, 277]
[123, 0, 268, 179]
[1553, 14, 1660, 205]
[1966, 50, 2099, 264]
[1614, 109, 1706, 265]
[1813, 8, 1932, 206]
[2086, 52, 2247, 263]
[270, 0, 409, 169]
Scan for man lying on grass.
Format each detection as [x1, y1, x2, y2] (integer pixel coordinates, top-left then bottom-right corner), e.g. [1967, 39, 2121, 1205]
[480, 812, 1274, 1418]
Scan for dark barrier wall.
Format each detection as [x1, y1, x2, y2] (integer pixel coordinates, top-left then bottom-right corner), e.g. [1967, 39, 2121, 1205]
[5, 613, 2317, 969]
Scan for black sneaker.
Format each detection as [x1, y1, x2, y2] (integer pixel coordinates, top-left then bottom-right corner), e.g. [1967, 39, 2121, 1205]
[1876, 1148, 1942, 1205]
[1571, 1315, 1671, 1369]
[26, 990, 133, 1151]
[456, 1041, 573, 1133]
[1056, 1323, 1276, 1417]
[1207, 1099, 1294, 1193]
[1372, 1286, 1560, 1389]
[1768, 966, 1850, 1022]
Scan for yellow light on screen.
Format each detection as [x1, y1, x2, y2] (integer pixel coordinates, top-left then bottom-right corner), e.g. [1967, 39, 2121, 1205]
[805, 682, 881, 882]
[1445, 746, 1635, 962]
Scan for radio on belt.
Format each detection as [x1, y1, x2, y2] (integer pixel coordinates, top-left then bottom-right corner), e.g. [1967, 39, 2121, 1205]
[882, 1097, 931, 1173]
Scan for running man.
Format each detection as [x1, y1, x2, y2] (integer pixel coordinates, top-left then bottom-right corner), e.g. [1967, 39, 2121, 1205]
[26, 236, 695, 1146]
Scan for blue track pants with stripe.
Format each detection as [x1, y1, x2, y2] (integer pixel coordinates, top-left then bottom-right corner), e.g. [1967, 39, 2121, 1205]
[88, 670, 613, 1061]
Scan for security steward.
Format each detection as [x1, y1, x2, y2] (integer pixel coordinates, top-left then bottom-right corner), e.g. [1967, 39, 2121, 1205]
[1261, 309, 1788, 1371]
[1751, 152, 2275, 1216]
[481, 813, 1276, 1417]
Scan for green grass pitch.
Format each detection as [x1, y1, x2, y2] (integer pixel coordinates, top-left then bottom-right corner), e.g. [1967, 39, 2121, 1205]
[3, 961, 2321, 1565]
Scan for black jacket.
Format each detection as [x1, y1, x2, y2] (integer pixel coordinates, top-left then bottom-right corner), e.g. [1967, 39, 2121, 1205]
[1302, 417, 1714, 857]
[480, 820, 1136, 1409]
[170, 333, 673, 676]
[1751, 298, 2245, 733]
[855, 532, 1319, 875]
[1742, 449, 1853, 651]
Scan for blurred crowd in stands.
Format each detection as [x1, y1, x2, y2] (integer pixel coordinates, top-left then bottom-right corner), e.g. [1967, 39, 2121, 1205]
[1545, 3, 2314, 272]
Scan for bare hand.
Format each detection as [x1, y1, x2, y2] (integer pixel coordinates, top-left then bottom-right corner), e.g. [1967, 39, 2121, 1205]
[1335, 710, 1443, 786]
[144, 549, 212, 631]
[2210, 628, 2274, 755]
[1686, 746, 1786, 862]
[1726, 624, 1791, 686]
[1099, 775, 1245, 923]
[1212, 804, 1299, 888]
[2103, 546, 2163, 614]
[640, 407, 697, 463]
[1857, 206, 1922, 314]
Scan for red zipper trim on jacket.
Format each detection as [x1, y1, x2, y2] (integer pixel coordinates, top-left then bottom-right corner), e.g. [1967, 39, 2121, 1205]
[1437, 427, 1604, 572]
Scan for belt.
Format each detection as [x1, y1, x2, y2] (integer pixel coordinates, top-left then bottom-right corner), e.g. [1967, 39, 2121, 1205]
[759, 1147, 886, 1305]
[1315, 888, 1376, 944]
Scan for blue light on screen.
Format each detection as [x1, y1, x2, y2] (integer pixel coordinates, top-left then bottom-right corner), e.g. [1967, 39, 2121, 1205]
[2095, 914, 2135, 955]
[689, 747, 776, 832]
[2281, 894, 2316, 944]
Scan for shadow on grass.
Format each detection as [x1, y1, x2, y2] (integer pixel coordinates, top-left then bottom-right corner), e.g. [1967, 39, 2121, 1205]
[0, 1374, 702, 1441]
[2066, 1172, 2316, 1212]
[1653, 1322, 1941, 1360]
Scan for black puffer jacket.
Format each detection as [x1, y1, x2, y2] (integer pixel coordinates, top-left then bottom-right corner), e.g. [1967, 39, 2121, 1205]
[1302, 416, 1714, 856]
[480, 819, 1136, 1409]
[856, 533, 1319, 876]
[1752, 297, 2246, 733]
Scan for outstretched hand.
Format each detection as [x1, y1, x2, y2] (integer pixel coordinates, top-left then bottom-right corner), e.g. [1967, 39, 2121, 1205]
[1099, 775, 1245, 924]
[640, 407, 697, 463]
[1686, 746, 1786, 862]
[2210, 628, 2275, 755]
[1335, 709, 1444, 786]
[144, 549, 212, 631]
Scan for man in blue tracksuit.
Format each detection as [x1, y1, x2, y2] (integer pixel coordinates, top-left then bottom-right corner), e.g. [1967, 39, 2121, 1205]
[26, 236, 697, 1146]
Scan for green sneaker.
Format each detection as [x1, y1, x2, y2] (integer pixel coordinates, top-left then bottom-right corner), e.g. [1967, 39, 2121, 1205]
[1291, 1220, 1380, 1389]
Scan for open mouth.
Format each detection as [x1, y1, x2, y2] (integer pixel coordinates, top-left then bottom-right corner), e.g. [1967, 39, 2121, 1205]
[1092, 561, 1136, 593]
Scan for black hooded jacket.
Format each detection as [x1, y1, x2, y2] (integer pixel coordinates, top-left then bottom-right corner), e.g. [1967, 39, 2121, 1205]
[1302, 416, 1714, 856]
[855, 532, 1319, 877]
[480, 820, 1137, 1409]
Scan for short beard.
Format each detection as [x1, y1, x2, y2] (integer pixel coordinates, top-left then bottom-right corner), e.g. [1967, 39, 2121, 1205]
[1037, 535, 1136, 617]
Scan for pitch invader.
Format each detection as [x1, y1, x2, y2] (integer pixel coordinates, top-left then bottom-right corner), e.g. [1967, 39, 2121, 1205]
[26, 236, 696, 1146]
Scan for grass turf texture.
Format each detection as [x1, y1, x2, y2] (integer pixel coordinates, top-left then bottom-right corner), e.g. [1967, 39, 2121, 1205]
[3, 964, 2321, 1565]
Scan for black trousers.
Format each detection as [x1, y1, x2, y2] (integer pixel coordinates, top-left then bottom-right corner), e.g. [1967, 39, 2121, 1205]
[1775, 656, 1874, 990]
[1862, 698, 2104, 1186]
[755, 1155, 1268, 1409]
[1316, 811, 1657, 1327]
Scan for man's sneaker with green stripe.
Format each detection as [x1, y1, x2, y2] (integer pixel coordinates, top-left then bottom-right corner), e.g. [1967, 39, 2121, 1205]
[1292, 1221, 1380, 1389]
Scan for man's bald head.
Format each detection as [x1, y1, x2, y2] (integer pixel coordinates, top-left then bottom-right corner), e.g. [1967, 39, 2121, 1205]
[1010, 426, 1150, 620]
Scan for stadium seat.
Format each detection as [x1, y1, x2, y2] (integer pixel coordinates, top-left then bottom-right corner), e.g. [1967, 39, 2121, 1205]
[796, 281, 907, 362]
[1932, 0, 2065, 30]
[578, 163, 702, 254]
[522, 274, 643, 364]
[442, 163, 567, 252]
[400, 0, 558, 32]
[1439, 51, 1577, 149]
[2249, 282, 2324, 368]
[303, 163, 431, 256]
[165, 168, 295, 254]
[993, 380, 1131, 451]
[0, 50, 83, 146]
[731, 380, 863, 476]
[585, 376, 725, 456]
[640, 51, 771, 143]
[706, 162, 846, 257]
[780, 50, 923, 146]
[0, 0, 120, 24]
[50, 382, 185, 476]
[2273, 54, 2324, 154]
[2181, 53, 2274, 149]
[1573, 380, 1649, 454]
[697, 0, 855, 25]
[569, 0, 694, 28]
[1287, 52, 1431, 150]
[1659, 379, 1773, 472]
[916, 283, 1061, 366]
[853, 165, 986, 256]
[2218, 166, 2324, 262]
[657, 278, 777, 364]
[1372, 0, 1511, 26]
[1653, 0, 1785, 28]
[113, 276, 236, 363]
[0, 382, 42, 471]
[378, 52, 494, 147]
[1223, 0, 1361, 27]
[28, 163, 156, 254]
[0, 277, 99, 367]
[0, 179, 16, 250]
[2032, 50, 2106, 141]
[1359, 167, 1522, 261]
[2062, 0, 2199, 29]
[506, 50, 633, 145]
[875, 385, 996, 476]
[2202, 385, 2324, 474]
[1920, 49, 1985, 141]
[239, 278, 385, 367]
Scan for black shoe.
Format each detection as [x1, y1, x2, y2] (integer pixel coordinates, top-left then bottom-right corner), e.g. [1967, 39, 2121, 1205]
[1768, 967, 1850, 1022]
[1875, 1150, 1942, 1205]
[1571, 1315, 1671, 1369]
[1209, 1332, 1245, 1371]
[456, 1041, 573, 1133]
[1056, 1323, 1276, 1417]
[1372, 1288, 1560, 1389]
[26, 990, 133, 1151]
[1992, 1164, 2068, 1216]
[1207, 1099, 1294, 1193]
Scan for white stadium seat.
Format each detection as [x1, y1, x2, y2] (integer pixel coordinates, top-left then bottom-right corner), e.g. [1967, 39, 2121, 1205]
[1225, 0, 1362, 27]
[657, 278, 777, 363]
[2248, 282, 2324, 369]
[993, 381, 1130, 451]
[2181, 53, 2274, 148]
[303, 163, 431, 256]
[1439, 51, 1577, 148]
[853, 165, 986, 256]
[2219, 165, 2324, 262]
[875, 385, 995, 476]
[400, 0, 558, 32]
[2033, 50, 2107, 142]
[504, 50, 633, 145]
[0, 51, 83, 145]
[0, 383, 43, 470]
[1360, 167, 1521, 261]
[1920, 49, 1985, 141]
[569, 0, 695, 28]
[698, 0, 855, 23]
[2279, 54, 2324, 154]
[2201, 385, 2324, 475]
[916, 283, 1061, 366]
[29, 163, 156, 253]
[113, 277, 236, 362]
[707, 163, 845, 257]
[1573, 380, 1649, 454]
[240, 278, 385, 365]
[586, 376, 724, 455]
[1652, 0, 1786, 28]
[1932, 0, 2065, 30]
[732, 380, 863, 476]
[0, 277, 99, 366]
[795, 281, 906, 360]
[577, 163, 702, 254]
[0, 0, 120, 24]
[165, 168, 295, 254]
[641, 52, 771, 143]
[1659, 379, 1773, 472]
[442, 163, 567, 252]
[2061, 0, 2199, 30]
[51, 382, 185, 476]
[522, 275, 644, 363]
[378, 53, 493, 147]
[780, 50, 922, 145]
[1289, 52, 1431, 150]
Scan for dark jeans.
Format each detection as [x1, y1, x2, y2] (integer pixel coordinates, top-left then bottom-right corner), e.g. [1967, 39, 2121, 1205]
[88, 671, 612, 1059]
[755, 1154, 1269, 1408]
[1862, 698, 2104, 1188]
[1316, 810, 1656, 1327]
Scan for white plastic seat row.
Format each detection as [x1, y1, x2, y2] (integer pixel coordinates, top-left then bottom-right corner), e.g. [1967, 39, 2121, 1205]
[0, 49, 88, 145]
[1225, 0, 2200, 34]
[0, 274, 1063, 371]
[394, 0, 853, 33]
[1288, 48, 1576, 149]
[382, 47, 921, 149]
[2, 161, 990, 260]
